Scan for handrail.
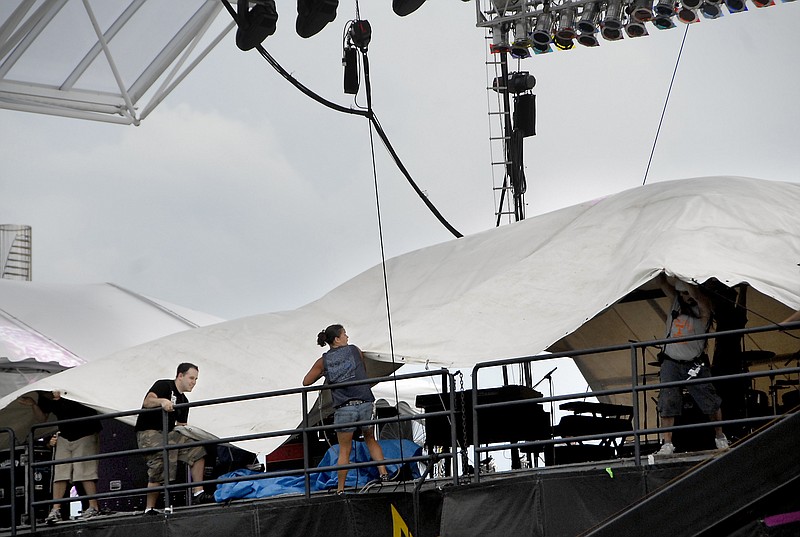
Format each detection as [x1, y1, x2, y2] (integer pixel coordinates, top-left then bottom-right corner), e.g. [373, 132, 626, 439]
[470, 321, 800, 482]
[20, 367, 455, 530]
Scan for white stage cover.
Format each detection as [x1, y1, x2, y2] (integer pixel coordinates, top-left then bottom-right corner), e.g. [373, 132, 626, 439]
[1, 176, 798, 456]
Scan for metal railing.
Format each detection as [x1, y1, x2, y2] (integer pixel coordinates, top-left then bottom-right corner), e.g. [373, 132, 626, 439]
[0, 427, 17, 536]
[17, 367, 455, 532]
[470, 321, 800, 482]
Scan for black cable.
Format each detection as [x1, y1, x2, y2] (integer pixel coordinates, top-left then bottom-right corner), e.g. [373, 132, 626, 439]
[643, 23, 690, 186]
[219, 0, 462, 238]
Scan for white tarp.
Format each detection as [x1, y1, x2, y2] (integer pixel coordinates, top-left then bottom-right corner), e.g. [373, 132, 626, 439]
[1, 176, 798, 456]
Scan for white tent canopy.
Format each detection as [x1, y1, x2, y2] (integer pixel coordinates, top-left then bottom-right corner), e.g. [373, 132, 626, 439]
[1, 176, 798, 456]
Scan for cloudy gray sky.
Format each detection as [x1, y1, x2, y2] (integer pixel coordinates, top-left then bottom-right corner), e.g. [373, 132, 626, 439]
[2, 1, 799, 321]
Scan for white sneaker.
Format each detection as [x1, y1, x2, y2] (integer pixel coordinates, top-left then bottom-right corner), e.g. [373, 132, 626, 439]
[82, 506, 99, 519]
[44, 507, 60, 525]
[656, 442, 675, 456]
[715, 435, 730, 450]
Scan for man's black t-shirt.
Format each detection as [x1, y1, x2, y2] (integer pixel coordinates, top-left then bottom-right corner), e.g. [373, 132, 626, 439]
[36, 393, 102, 441]
[134, 379, 189, 432]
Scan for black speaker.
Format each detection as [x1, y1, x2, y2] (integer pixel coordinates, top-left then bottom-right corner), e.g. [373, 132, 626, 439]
[343, 47, 359, 94]
[514, 94, 536, 138]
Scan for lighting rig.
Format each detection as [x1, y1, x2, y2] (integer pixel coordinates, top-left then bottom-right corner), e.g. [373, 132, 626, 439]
[480, 0, 792, 56]
[479, 0, 792, 223]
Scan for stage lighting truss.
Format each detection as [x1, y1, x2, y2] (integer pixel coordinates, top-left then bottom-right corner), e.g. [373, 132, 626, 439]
[477, 0, 791, 55]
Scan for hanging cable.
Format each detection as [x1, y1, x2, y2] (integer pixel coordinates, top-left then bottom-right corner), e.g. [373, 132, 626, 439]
[219, 0, 462, 238]
[642, 23, 690, 186]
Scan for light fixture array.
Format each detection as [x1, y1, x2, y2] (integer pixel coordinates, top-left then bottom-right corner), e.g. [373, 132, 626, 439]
[480, 0, 794, 55]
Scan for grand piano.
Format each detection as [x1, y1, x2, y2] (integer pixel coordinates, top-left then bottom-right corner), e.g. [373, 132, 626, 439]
[415, 385, 552, 469]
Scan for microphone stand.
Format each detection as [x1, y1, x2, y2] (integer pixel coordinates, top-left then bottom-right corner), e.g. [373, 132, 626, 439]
[533, 367, 558, 465]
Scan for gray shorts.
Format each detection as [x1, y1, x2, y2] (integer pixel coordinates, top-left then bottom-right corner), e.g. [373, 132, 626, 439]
[137, 430, 206, 484]
[658, 359, 721, 417]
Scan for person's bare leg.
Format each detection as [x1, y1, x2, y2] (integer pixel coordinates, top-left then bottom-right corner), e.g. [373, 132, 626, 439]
[51, 480, 67, 511]
[709, 408, 724, 438]
[80, 480, 99, 510]
[362, 427, 388, 477]
[145, 483, 160, 509]
[661, 416, 674, 444]
[336, 432, 354, 493]
[190, 458, 206, 495]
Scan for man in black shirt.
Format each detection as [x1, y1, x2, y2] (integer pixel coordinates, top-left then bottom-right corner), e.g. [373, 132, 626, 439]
[18, 391, 102, 524]
[134, 363, 209, 513]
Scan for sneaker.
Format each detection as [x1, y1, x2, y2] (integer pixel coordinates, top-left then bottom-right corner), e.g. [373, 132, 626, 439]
[81, 506, 99, 519]
[143, 508, 162, 516]
[656, 442, 675, 456]
[44, 507, 60, 525]
[193, 491, 214, 504]
[715, 435, 730, 450]
[380, 468, 401, 482]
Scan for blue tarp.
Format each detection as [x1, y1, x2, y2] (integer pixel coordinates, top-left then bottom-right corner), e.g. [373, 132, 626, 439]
[213, 439, 422, 501]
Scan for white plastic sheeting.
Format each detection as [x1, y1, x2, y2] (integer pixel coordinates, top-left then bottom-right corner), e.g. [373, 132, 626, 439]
[1, 176, 798, 456]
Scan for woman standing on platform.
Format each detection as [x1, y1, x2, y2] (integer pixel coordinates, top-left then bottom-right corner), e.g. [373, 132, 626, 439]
[303, 324, 389, 493]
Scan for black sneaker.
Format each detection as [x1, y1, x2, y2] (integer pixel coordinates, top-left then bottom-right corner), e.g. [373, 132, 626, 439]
[193, 491, 214, 504]
[143, 508, 162, 516]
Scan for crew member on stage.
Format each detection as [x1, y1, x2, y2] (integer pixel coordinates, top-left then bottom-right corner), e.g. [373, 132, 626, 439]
[303, 324, 390, 493]
[656, 275, 729, 456]
[18, 391, 102, 524]
[134, 363, 210, 514]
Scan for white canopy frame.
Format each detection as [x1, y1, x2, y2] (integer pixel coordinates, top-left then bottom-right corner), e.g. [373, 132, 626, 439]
[0, 0, 234, 125]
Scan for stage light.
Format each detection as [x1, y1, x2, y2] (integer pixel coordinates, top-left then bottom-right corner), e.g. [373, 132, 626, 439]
[577, 2, 600, 33]
[554, 36, 575, 50]
[532, 13, 553, 47]
[654, 0, 677, 15]
[532, 42, 553, 54]
[577, 33, 600, 46]
[556, 8, 578, 40]
[235, 0, 278, 51]
[723, 0, 747, 11]
[510, 18, 531, 58]
[602, 0, 624, 38]
[682, 0, 703, 10]
[625, 19, 649, 36]
[631, 0, 655, 21]
[296, 0, 338, 38]
[653, 13, 677, 26]
[490, 27, 512, 53]
[677, 4, 699, 21]
[700, 0, 724, 17]
[392, 0, 427, 16]
[752, 0, 775, 6]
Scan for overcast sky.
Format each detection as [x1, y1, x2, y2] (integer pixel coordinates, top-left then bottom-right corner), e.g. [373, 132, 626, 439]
[1, 1, 799, 321]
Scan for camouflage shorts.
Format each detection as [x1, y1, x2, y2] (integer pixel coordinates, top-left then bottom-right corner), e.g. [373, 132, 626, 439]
[136, 429, 206, 484]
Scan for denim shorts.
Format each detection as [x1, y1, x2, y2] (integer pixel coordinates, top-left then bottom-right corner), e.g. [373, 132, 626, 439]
[333, 401, 374, 433]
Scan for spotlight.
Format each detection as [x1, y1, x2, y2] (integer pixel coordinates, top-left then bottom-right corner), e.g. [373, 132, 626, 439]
[677, 4, 699, 21]
[654, 0, 677, 15]
[392, 0, 427, 16]
[510, 18, 531, 58]
[556, 8, 578, 40]
[723, 0, 747, 11]
[700, 0, 723, 17]
[682, 0, 702, 10]
[532, 42, 553, 54]
[625, 20, 649, 36]
[296, 0, 339, 38]
[554, 36, 575, 50]
[490, 27, 512, 53]
[631, 0, 654, 21]
[652, 14, 676, 27]
[235, 0, 278, 51]
[751, 0, 774, 6]
[603, 0, 624, 30]
[577, 2, 600, 33]
[532, 13, 553, 46]
[577, 33, 600, 46]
